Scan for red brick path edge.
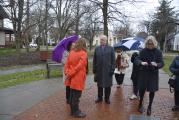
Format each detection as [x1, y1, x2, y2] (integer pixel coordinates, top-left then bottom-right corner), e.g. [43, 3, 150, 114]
[13, 85, 179, 120]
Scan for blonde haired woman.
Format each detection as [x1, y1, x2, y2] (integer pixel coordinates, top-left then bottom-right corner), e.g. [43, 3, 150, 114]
[135, 36, 164, 116]
[64, 38, 87, 118]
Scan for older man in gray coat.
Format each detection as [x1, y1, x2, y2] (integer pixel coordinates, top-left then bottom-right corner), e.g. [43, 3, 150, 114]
[93, 34, 115, 104]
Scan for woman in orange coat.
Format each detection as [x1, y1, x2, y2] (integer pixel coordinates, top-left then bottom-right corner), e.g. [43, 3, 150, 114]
[64, 38, 87, 118]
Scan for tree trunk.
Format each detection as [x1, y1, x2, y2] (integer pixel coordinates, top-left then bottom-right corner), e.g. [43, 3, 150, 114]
[15, 34, 21, 52]
[57, 0, 62, 40]
[25, 0, 30, 52]
[75, 0, 80, 34]
[16, 0, 24, 52]
[163, 25, 168, 53]
[45, 0, 48, 51]
[103, 0, 108, 42]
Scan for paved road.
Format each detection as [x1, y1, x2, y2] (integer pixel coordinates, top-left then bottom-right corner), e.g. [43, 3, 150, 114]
[0, 75, 94, 120]
[0, 61, 170, 120]
[0, 78, 63, 120]
[13, 80, 178, 120]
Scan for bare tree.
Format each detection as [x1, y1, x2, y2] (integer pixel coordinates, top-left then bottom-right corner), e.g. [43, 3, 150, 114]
[114, 24, 133, 40]
[140, 20, 151, 34]
[88, 0, 138, 43]
[6, 0, 25, 52]
[51, 0, 76, 40]
[79, 1, 102, 50]
[3, 0, 43, 52]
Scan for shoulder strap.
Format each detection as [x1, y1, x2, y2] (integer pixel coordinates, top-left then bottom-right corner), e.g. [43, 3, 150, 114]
[170, 86, 174, 93]
[169, 73, 174, 93]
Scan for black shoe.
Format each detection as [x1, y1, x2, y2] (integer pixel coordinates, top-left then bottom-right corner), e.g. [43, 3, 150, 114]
[147, 107, 151, 116]
[95, 98, 102, 103]
[105, 99, 110, 104]
[73, 111, 86, 118]
[138, 105, 144, 113]
[172, 106, 179, 111]
[66, 100, 70, 104]
[70, 111, 73, 116]
[117, 85, 121, 88]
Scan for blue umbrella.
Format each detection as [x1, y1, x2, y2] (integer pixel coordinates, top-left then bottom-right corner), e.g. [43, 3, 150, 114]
[114, 37, 144, 51]
[52, 35, 79, 62]
[113, 41, 129, 51]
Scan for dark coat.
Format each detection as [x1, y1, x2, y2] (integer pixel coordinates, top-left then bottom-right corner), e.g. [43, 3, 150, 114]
[130, 52, 139, 83]
[169, 56, 179, 91]
[135, 48, 164, 92]
[93, 45, 115, 88]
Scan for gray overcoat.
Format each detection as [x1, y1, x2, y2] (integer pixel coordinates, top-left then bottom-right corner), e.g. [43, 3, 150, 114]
[93, 45, 115, 88]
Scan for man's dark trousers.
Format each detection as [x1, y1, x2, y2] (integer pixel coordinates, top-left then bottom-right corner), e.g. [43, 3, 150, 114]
[97, 86, 111, 100]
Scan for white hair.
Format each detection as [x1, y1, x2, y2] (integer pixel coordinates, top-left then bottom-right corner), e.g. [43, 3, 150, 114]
[99, 35, 108, 41]
[145, 35, 158, 48]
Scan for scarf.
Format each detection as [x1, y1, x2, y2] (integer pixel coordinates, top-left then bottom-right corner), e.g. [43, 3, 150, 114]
[116, 54, 122, 70]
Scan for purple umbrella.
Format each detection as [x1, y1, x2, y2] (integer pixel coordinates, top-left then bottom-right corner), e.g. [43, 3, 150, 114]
[52, 35, 79, 62]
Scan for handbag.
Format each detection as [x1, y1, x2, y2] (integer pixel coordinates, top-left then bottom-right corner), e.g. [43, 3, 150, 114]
[168, 74, 176, 93]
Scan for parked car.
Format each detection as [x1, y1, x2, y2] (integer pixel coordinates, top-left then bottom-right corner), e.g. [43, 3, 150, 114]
[29, 43, 37, 48]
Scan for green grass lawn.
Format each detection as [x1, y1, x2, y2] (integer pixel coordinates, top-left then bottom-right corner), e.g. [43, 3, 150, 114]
[163, 55, 175, 74]
[0, 54, 173, 89]
[0, 47, 53, 57]
[0, 47, 93, 89]
[0, 48, 17, 56]
[0, 48, 37, 56]
[0, 69, 62, 89]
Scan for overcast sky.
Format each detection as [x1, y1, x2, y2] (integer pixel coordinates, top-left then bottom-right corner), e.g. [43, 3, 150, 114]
[119, 0, 179, 32]
[4, 0, 179, 32]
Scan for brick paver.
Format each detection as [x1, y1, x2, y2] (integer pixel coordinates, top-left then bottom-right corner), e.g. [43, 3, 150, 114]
[13, 84, 179, 120]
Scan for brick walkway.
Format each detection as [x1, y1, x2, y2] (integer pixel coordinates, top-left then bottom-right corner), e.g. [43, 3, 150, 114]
[13, 84, 179, 120]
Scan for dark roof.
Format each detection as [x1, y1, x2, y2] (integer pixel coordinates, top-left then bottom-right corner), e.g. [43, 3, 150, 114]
[0, 27, 13, 34]
[0, 5, 9, 19]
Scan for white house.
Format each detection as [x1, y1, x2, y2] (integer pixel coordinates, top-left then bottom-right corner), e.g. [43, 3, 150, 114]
[0, 5, 14, 47]
[93, 31, 118, 46]
[173, 34, 179, 51]
[173, 15, 179, 51]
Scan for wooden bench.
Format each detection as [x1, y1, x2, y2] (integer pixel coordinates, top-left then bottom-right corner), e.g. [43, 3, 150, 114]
[46, 59, 63, 78]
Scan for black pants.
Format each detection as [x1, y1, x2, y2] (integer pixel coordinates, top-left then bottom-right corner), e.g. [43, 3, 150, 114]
[66, 86, 71, 102]
[70, 89, 82, 114]
[97, 86, 111, 100]
[174, 89, 179, 106]
[115, 73, 125, 85]
[132, 79, 138, 96]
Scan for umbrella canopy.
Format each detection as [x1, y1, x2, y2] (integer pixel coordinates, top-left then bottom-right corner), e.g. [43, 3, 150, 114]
[52, 35, 79, 62]
[114, 37, 144, 51]
[113, 41, 129, 51]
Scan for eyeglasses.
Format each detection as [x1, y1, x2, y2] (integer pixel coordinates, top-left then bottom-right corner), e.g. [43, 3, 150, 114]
[148, 42, 153, 45]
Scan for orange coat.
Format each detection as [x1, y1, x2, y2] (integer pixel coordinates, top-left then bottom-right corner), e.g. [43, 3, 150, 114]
[64, 50, 87, 91]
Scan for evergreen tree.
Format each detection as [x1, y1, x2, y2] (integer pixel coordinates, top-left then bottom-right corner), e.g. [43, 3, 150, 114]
[150, 0, 176, 51]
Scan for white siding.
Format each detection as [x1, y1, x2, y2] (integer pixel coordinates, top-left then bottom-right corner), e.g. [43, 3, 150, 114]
[173, 33, 179, 50]
[0, 19, 3, 28]
[0, 32, 5, 46]
[92, 32, 117, 46]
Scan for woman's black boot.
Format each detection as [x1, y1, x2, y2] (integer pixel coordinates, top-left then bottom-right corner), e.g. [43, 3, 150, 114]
[147, 106, 151, 116]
